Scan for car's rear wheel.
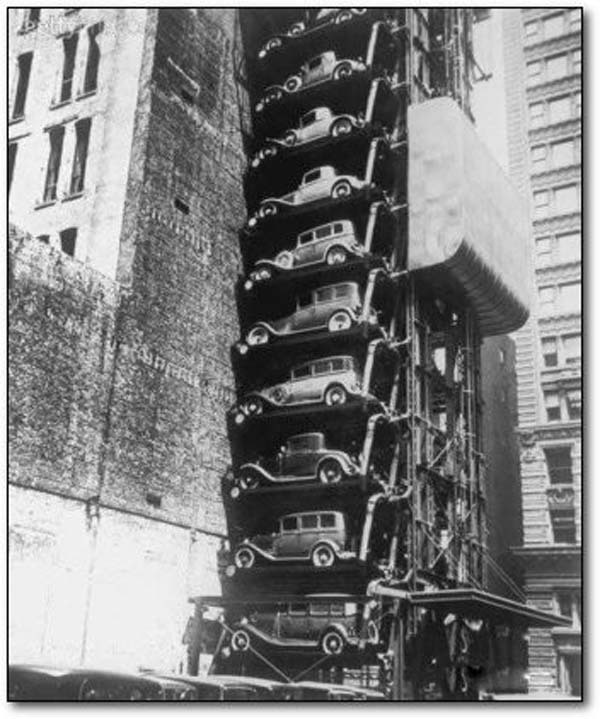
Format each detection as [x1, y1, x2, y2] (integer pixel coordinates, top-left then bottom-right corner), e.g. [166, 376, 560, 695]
[244, 397, 264, 416]
[231, 629, 251, 652]
[336, 10, 354, 24]
[284, 130, 298, 146]
[325, 384, 348, 406]
[318, 458, 343, 484]
[331, 180, 352, 199]
[330, 118, 353, 138]
[311, 543, 336, 567]
[259, 201, 278, 218]
[234, 547, 256, 569]
[328, 311, 352, 333]
[333, 63, 353, 81]
[326, 246, 348, 265]
[285, 75, 302, 92]
[247, 326, 270, 346]
[367, 620, 380, 645]
[239, 473, 260, 490]
[289, 22, 305, 35]
[321, 630, 345, 655]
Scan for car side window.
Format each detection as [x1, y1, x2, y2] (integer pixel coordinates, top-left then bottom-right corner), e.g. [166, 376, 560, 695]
[297, 291, 312, 308]
[301, 515, 318, 530]
[282, 517, 298, 532]
[303, 169, 321, 184]
[309, 603, 329, 616]
[298, 231, 313, 245]
[334, 285, 352, 299]
[316, 225, 332, 239]
[289, 603, 307, 616]
[292, 365, 312, 379]
[331, 358, 346, 371]
[320, 513, 336, 529]
[313, 361, 329, 375]
[308, 57, 322, 70]
[330, 604, 345, 617]
[301, 111, 316, 126]
[316, 287, 335, 303]
[333, 222, 344, 235]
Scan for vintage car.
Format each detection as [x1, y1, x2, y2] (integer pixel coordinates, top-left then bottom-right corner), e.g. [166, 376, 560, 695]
[257, 9, 369, 60]
[248, 166, 370, 228]
[256, 52, 367, 112]
[232, 432, 359, 493]
[148, 673, 281, 701]
[284, 681, 384, 701]
[250, 108, 365, 167]
[232, 355, 366, 424]
[229, 595, 379, 657]
[233, 511, 355, 569]
[243, 281, 377, 348]
[247, 221, 365, 286]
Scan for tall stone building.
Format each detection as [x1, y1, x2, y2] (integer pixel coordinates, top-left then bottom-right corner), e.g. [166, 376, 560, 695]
[501, 8, 582, 695]
[8, 8, 246, 671]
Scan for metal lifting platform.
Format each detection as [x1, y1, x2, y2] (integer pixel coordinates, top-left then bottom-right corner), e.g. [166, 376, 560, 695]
[185, 8, 570, 700]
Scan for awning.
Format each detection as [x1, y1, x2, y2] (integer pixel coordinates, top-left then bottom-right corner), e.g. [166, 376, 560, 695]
[407, 588, 572, 628]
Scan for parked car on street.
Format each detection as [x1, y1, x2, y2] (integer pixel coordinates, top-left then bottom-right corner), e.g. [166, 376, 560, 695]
[243, 281, 377, 348]
[148, 673, 280, 700]
[256, 52, 367, 112]
[229, 595, 379, 656]
[232, 432, 360, 493]
[208, 675, 288, 700]
[248, 166, 370, 228]
[232, 510, 355, 569]
[250, 108, 366, 168]
[257, 9, 369, 60]
[232, 355, 366, 424]
[246, 220, 365, 287]
[278, 680, 372, 700]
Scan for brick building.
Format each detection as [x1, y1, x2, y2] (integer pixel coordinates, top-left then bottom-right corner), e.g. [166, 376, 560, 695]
[8, 8, 246, 671]
[500, 8, 582, 695]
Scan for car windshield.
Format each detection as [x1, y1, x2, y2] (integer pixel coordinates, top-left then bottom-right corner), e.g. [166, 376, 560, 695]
[301, 111, 317, 126]
[288, 435, 320, 451]
[297, 291, 312, 308]
[307, 57, 323, 70]
[316, 224, 332, 239]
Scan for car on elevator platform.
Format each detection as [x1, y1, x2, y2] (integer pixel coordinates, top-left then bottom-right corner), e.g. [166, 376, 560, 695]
[257, 9, 369, 60]
[231, 432, 360, 494]
[228, 595, 379, 656]
[250, 108, 366, 168]
[245, 220, 366, 287]
[241, 281, 379, 349]
[255, 52, 368, 113]
[247, 166, 371, 228]
[232, 355, 367, 424]
[232, 510, 355, 569]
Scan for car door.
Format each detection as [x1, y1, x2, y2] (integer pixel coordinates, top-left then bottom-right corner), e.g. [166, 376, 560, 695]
[277, 516, 300, 557]
[290, 291, 316, 332]
[304, 55, 325, 85]
[288, 364, 312, 403]
[281, 437, 310, 476]
[314, 286, 337, 328]
[300, 168, 325, 203]
[281, 603, 309, 639]
[299, 514, 320, 558]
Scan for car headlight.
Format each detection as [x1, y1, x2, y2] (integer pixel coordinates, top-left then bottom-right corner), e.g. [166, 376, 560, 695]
[275, 251, 294, 268]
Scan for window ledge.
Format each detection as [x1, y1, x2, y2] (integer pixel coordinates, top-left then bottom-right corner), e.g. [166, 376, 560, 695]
[9, 115, 25, 126]
[34, 199, 58, 211]
[76, 88, 98, 101]
[49, 98, 72, 111]
[62, 191, 85, 203]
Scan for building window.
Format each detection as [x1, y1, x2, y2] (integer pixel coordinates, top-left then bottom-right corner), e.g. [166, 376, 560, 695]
[543, 13, 564, 40]
[69, 118, 91, 195]
[544, 391, 561, 421]
[565, 389, 581, 420]
[37, 234, 50, 244]
[535, 236, 552, 265]
[559, 281, 581, 314]
[546, 53, 568, 81]
[551, 509, 576, 543]
[43, 126, 65, 203]
[541, 337, 558, 367]
[9, 142, 17, 195]
[529, 102, 545, 128]
[533, 190, 550, 219]
[59, 33, 79, 103]
[551, 139, 574, 168]
[524, 20, 538, 42]
[531, 145, 547, 171]
[59, 227, 77, 257]
[83, 23, 102, 94]
[572, 49, 581, 75]
[539, 286, 556, 315]
[569, 8, 582, 32]
[557, 232, 581, 263]
[545, 446, 573, 484]
[548, 95, 571, 124]
[554, 184, 578, 214]
[12, 52, 33, 119]
[563, 333, 581, 365]
[526, 60, 542, 86]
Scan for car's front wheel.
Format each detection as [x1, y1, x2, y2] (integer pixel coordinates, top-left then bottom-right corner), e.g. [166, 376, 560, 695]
[330, 117, 354, 138]
[231, 629, 251, 652]
[328, 311, 353, 333]
[253, 264, 273, 282]
[311, 543, 336, 567]
[234, 547, 256, 569]
[326, 246, 348, 265]
[324, 384, 348, 406]
[318, 458, 343, 484]
[333, 63, 353, 81]
[247, 325, 270, 346]
[331, 180, 352, 199]
[244, 397, 264, 416]
[289, 22, 305, 35]
[258, 201, 278, 219]
[321, 630, 345, 655]
[285, 75, 302, 92]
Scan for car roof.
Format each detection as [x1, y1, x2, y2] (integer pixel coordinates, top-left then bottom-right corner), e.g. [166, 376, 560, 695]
[288, 432, 324, 440]
[314, 281, 357, 292]
[209, 674, 284, 688]
[10, 665, 164, 686]
[293, 354, 355, 371]
[280, 510, 343, 520]
[298, 219, 350, 237]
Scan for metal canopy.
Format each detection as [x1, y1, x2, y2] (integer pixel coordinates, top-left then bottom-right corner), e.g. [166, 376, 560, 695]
[407, 588, 572, 629]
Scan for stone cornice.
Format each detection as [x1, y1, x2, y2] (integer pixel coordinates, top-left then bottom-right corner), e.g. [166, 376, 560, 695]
[531, 164, 581, 189]
[535, 263, 582, 283]
[533, 212, 581, 234]
[527, 74, 582, 103]
[525, 31, 581, 60]
[529, 119, 581, 144]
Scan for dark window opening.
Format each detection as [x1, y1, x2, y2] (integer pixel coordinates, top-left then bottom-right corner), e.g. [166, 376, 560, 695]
[60, 33, 79, 103]
[551, 508, 576, 544]
[145, 492, 162, 508]
[59, 227, 77, 257]
[544, 446, 573, 484]
[12, 52, 33, 119]
[181, 87, 195, 104]
[43, 126, 65, 202]
[174, 197, 190, 214]
[9, 143, 17, 195]
[83, 23, 102, 94]
[37, 234, 50, 244]
[70, 118, 91, 195]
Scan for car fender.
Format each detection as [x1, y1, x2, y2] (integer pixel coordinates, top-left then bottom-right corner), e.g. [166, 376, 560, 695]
[321, 623, 352, 642]
[238, 540, 276, 561]
[260, 196, 294, 210]
[238, 463, 274, 483]
[319, 452, 359, 475]
[310, 538, 342, 557]
[247, 320, 285, 338]
[253, 258, 283, 272]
